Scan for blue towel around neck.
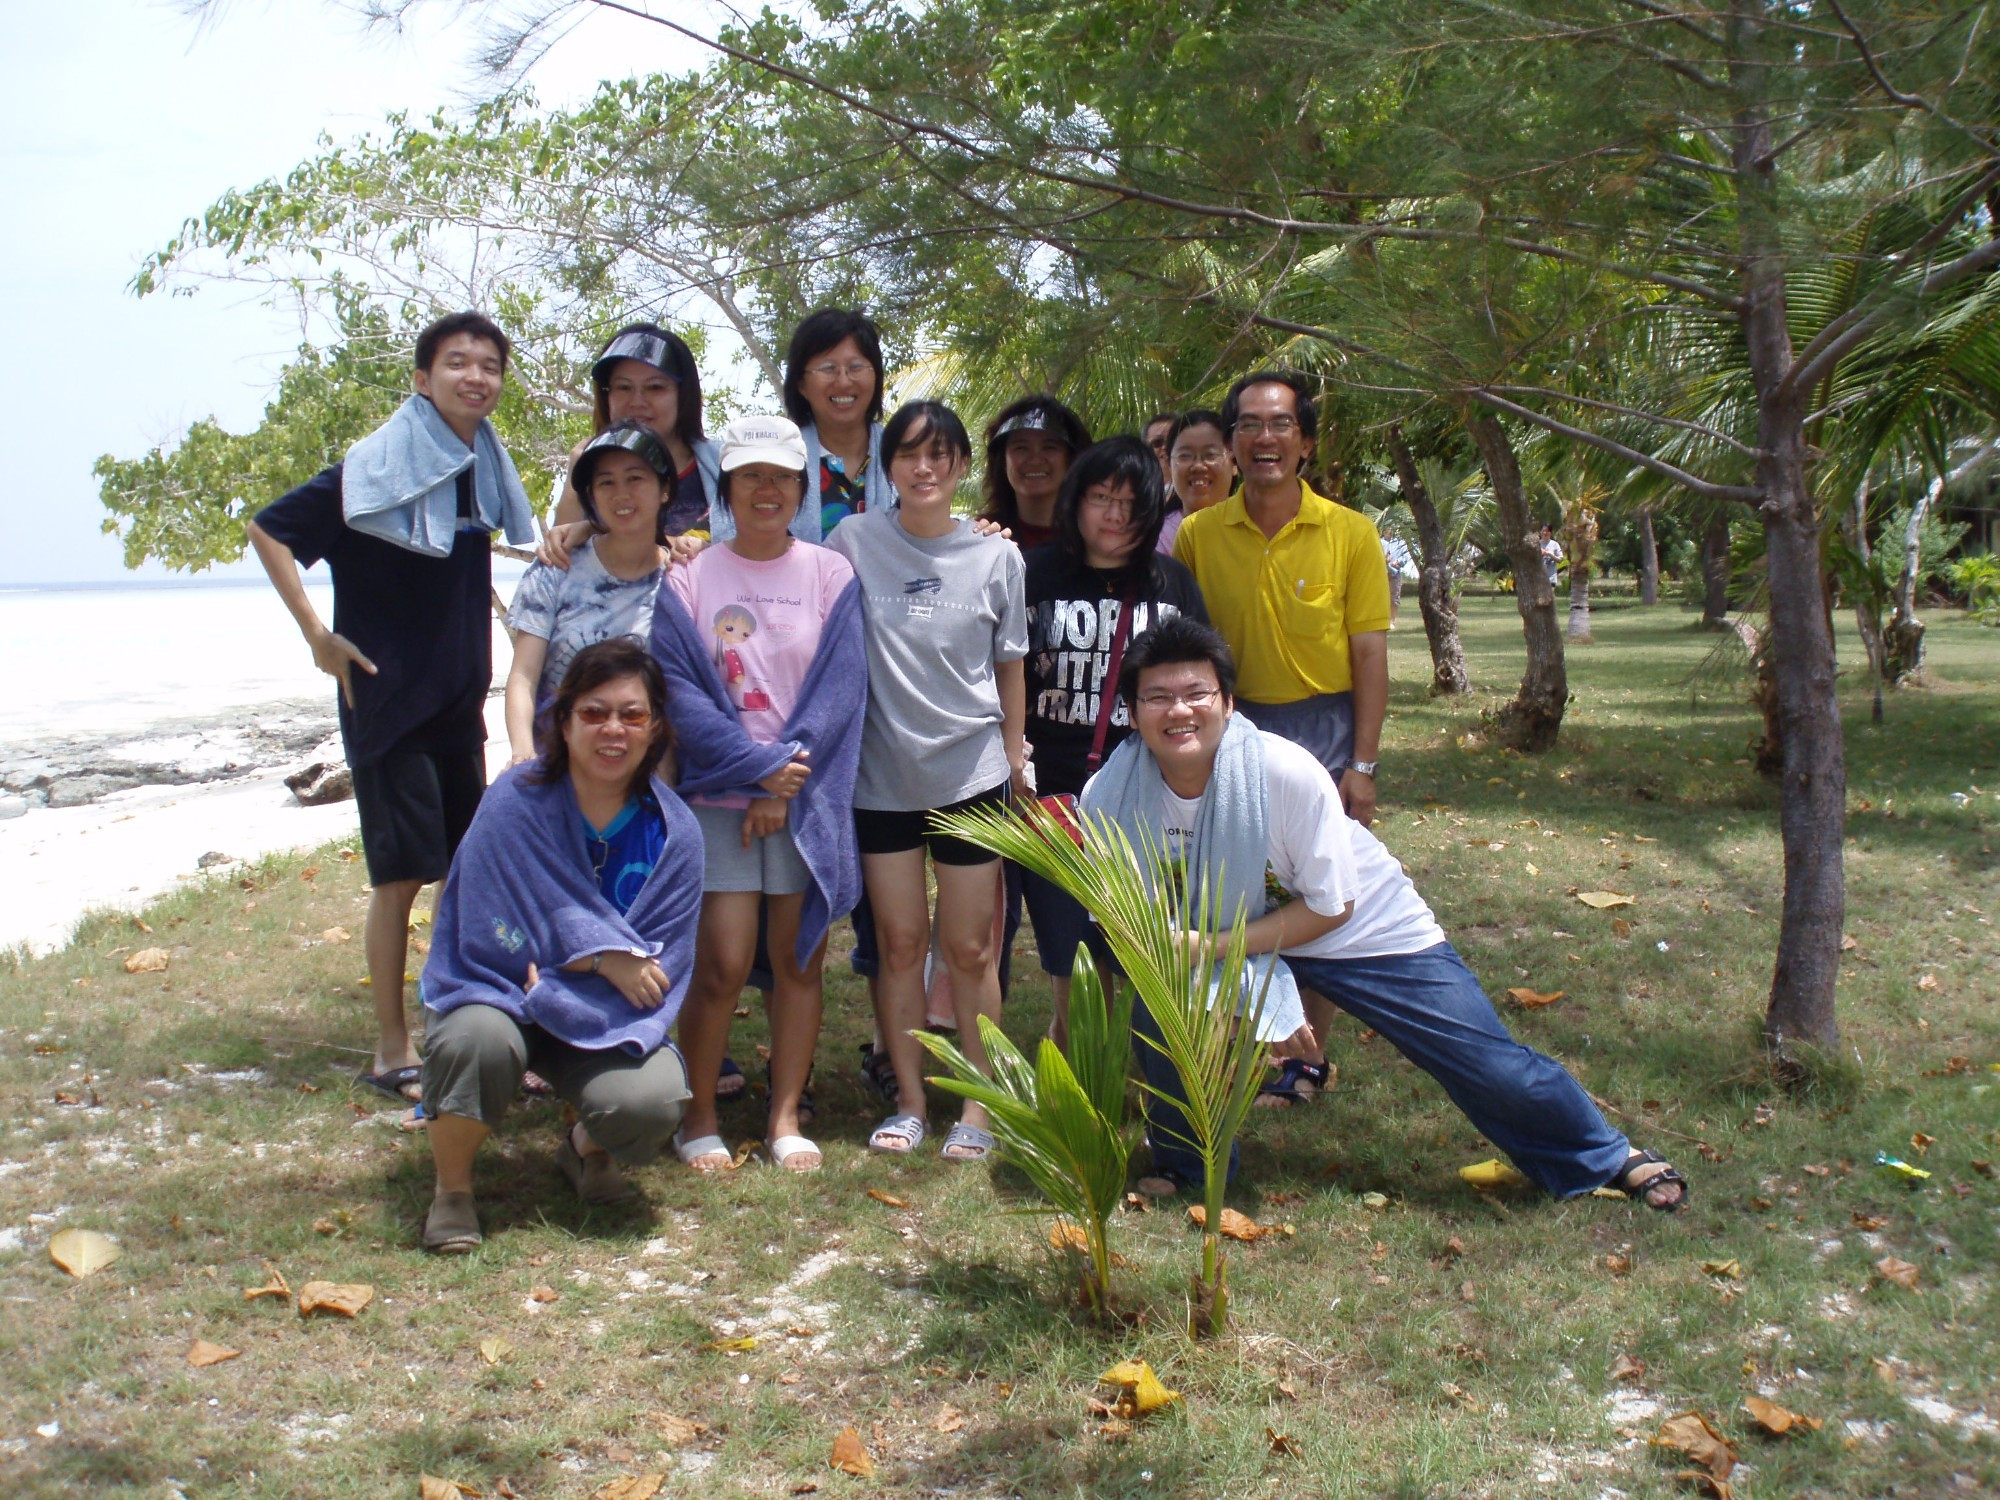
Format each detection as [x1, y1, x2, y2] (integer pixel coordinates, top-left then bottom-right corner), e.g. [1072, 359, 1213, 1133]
[705, 420, 886, 545]
[650, 573, 867, 965]
[420, 765, 702, 1053]
[1080, 713, 1307, 1042]
[342, 394, 536, 557]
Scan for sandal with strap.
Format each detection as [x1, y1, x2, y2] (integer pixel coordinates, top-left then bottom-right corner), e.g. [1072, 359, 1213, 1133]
[1610, 1149, 1689, 1213]
[769, 1134, 823, 1172]
[715, 1056, 747, 1104]
[857, 1043, 898, 1106]
[1255, 1057, 1333, 1107]
[422, 1190, 482, 1254]
[674, 1130, 733, 1173]
[868, 1113, 927, 1155]
[940, 1122, 996, 1162]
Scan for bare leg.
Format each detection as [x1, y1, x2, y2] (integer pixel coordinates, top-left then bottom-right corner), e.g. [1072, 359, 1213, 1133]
[765, 894, 825, 1168]
[678, 891, 759, 1167]
[934, 858, 1003, 1143]
[365, 878, 425, 1093]
[1047, 974, 1072, 1052]
[864, 848, 934, 1126]
[428, 1112, 491, 1194]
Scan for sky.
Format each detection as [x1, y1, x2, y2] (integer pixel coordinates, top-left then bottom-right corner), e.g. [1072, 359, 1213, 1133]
[0, 0, 715, 586]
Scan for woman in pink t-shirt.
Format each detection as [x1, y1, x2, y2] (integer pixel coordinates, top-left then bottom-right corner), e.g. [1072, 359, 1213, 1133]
[664, 417, 859, 1174]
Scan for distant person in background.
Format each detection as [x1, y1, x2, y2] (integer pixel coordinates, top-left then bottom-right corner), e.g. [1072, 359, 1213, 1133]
[1142, 413, 1176, 484]
[1159, 408, 1234, 555]
[1019, 436, 1207, 1045]
[1539, 522, 1564, 589]
[539, 323, 716, 567]
[980, 395, 1091, 551]
[247, 311, 536, 1105]
[504, 423, 674, 765]
[1381, 522, 1416, 629]
[416, 640, 701, 1251]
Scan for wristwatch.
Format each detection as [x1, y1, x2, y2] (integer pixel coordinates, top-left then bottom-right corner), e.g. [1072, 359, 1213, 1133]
[1349, 759, 1379, 777]
[590, 953, 604, 973]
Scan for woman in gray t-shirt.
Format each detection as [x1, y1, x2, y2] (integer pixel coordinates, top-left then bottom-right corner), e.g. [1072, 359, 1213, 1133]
[826, 401, 1029, 1164]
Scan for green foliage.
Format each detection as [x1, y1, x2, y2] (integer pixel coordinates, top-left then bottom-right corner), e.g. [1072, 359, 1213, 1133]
[929, 798, 1276, 1337]
[1945, 553, 2000, 623]
[916, 950, 1132, 1317]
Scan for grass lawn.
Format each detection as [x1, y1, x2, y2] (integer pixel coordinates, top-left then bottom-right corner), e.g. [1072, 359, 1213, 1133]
[2, 597, 1996, 1499]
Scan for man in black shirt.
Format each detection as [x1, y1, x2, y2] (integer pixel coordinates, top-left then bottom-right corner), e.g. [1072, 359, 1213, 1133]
[247, 311, 531, 1102]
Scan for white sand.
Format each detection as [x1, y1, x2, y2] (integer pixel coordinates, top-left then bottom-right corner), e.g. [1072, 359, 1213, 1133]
[1, 700, 511, 957]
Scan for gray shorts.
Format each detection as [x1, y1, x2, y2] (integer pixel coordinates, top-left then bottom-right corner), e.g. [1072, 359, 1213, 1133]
[1235, 691, 1355, 779]
[691, 802, 812, 894]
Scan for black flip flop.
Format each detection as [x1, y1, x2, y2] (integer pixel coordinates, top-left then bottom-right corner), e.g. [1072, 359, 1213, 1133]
[358, 1064, 422, 1102]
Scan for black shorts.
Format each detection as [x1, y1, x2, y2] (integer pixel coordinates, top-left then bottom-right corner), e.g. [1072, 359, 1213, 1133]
[853, 783, 1008, 867]
[351, 747, 486, 886]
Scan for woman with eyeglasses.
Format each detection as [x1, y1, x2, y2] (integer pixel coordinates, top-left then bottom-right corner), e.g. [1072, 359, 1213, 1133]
[651, 417, 866, 1174]
[416, 638, 702, 1251]
[1159, 408, 1235, 555]
[828, 401, 1031, 1162]
[504, 422, 674, 766]
[1020, 436, 1208, 1044]
[539, 323, 718, 568]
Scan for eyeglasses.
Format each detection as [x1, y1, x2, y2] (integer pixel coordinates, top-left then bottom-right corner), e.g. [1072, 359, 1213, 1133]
[1234, 416, 1300, 438]
[1080, 490, 1134, 514]
[1172, 446, 1230, 466]
[1135, 687, 1221, 711]
[807, 360, 874, 382]
[574, 704, 655, 728]
[735, 470, 804, 492]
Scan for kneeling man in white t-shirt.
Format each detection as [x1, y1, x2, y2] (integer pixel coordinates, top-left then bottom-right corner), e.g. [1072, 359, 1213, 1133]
[1081, 615, 1687, 1211]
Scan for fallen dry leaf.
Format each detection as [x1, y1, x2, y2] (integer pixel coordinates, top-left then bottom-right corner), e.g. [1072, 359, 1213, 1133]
[1841, 933, 1859, 951]
[1654, 1410, 1737, 1480]
[1187, 1205, 1270, 1241]
[1851, 1212, 1888, 1231]
[1973, 1160, 1994, 1179]
[791, 1485, 819, 1496]
[478, 1336, 513, 1365]
[1612, 917, 1633, 938]
[933, 1404, 967, 1434]
[124, 947, 171, 974]
[1360, 1191, 1389, 1211]
[1801, 1162, 1831, 1177]
[1700, 1259, 1744, 1280]
[1910, 1132, 1936, 1154]
[829, 1426, 875, 1478]
[1874, 1256, 1920, 1290]
[1266, 1426, 1303, 1458]
[657, 1414, 710, 1446]
[48, 1227, 121, 1278]
[1100, 1359, 1181, 1418]
[322, 926, 351, 943]
[1742, 1395, 1822, 1436]
[530, 1285, 560, 1304]
[1609, 1353, 1648, 1383]
[1576, 891, 1634, 909]
[420, 1477, 478, 1500]
[589, 1477, 663, 1500]
[1049, 1221, 1091, 1254]
[297, 1281, 373, 1318]
[1605, 1251, 1635, 1276]
[243, 1263, 291, 1301]
[865, 1189, 909, 1209]
[1917, 973, 1940, 991]
[187, 1339, 240, 1368]
[1506, 986, 1565, 1008]
[703, 1336, 758, 1353]
[1672, 1473, 1735, 1500]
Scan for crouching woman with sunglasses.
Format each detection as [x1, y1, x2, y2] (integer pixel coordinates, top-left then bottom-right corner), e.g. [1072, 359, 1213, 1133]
[416, 639, 702, 1251]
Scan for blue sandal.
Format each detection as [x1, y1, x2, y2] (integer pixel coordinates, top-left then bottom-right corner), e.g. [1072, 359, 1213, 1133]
[1257, 1058, 1331, 1106]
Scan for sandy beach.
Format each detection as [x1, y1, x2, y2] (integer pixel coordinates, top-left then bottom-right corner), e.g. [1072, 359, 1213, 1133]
[0, 580, 518, 955]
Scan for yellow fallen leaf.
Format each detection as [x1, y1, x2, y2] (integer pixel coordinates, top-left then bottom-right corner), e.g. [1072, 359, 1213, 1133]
[702, 1336, 758, 1353]
[322, 926, 351, 943]
[48, 1228, 121, 1278]
[1743, 1394, 1821, 1436]
[1186, 1205, 1269, 1241]
[934, 1404, 967, 1433]
[1910, 1132, 1936, 1154]
[1612, 917, 1632, 938]
[530, 1285, 560, 1304]
[243, 1263, 291, 1301]
[1576, 891, 1634, 909]
[187, 1339, 240, 1367]
[657, 1414, 710, 1446]
[1266, 1426, 1303, 1457]
[829, 1426, 875, 1477]
[478, 1336, 513, 1365]
[1653, 1410, 1737, 1480]
[1609, 1352, 1647, 1382]
[420, 1478, 480, 1500]
[1874, 1255, 1920, 1290]
[1458, 1158, 1528, 1189]
[590, 1478, 663, 1500]
[1049, 1221, 1091, 1253]
[1506, 986, 1565, 1008]
[1917, 973, 1940, 991]
[1700, 1259, 1744, 1280]
[865, 1188, 909, 1208]
[1099, 1359, 1181, 1417]
[297, 1280, 373, 1318]
[124, 947, 171, 973]
[1360, 1191, 1389, 1210]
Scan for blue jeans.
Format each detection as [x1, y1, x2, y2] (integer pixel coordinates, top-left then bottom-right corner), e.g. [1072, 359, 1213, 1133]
[1136, 942, 1631, 1197]
[1234, 691, 1354, 778]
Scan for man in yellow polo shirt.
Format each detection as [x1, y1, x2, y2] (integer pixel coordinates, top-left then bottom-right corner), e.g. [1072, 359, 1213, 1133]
[1173, 369, 1389, 1104]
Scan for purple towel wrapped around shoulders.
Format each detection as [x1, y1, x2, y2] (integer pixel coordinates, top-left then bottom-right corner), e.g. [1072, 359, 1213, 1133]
[420, 766, 702, 1053]
[650, 575, 866, 965]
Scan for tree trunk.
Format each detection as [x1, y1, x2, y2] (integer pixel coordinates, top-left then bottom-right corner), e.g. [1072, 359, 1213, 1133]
[1882, 474, 1939, 683]
[1637, 509, 1660, 605]
[1842, 482, 1886, 724]
[1732, 29, 1844, 1058]
[1465, 410, 1565, 749]
[1565, 510, 1596, 643]
[1699, 512, 1732, 627]
[1384, 425, 1468, 696]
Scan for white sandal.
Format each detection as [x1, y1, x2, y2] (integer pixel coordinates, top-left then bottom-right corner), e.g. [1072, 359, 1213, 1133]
[673, 1130, 731, 1172]
[768, 1134, 822, 1172]
[868, 1113, 927, 1154]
